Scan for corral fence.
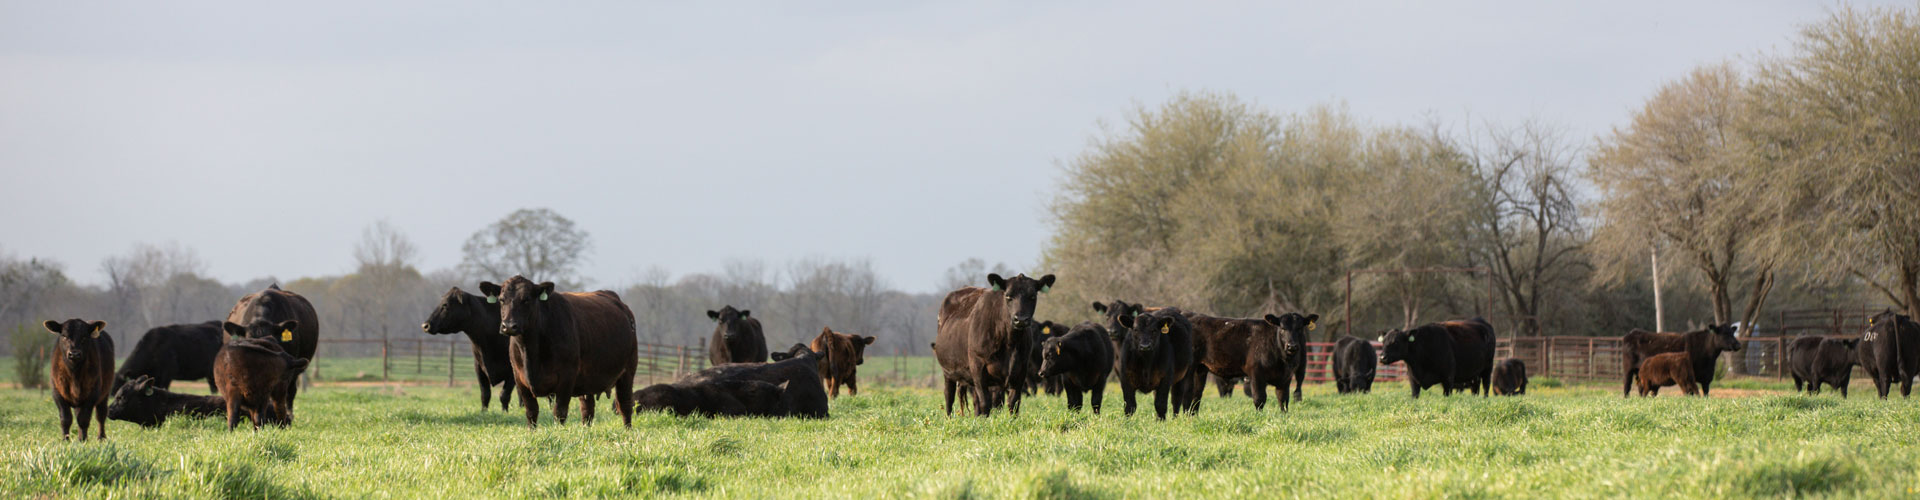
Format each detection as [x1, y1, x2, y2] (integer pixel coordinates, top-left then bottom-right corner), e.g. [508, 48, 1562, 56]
[305, 338, 715, 386]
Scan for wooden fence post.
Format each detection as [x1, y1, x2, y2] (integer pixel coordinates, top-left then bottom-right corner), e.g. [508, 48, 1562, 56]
[381, 339, 389, 382]
[447, 340, 456, 387]
[1587, 338, 1595, 378]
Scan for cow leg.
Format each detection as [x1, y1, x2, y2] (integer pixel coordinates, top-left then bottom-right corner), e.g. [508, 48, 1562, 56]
[1090, 383, 1105, 414]
[208, 378, 220, 394]
[1292, 368, 1305, 401]
[1251, 375, 1268, 411]
[1152, 386, 1170, 420]
[1792, 375, 1804, 392]
[1622, 366, 1636, 398]
[1122, 381, 1138, 416]
[579, 394, 598, 426]
[970, 370, 992, 417]
[1902, 372, 1914, 398]
[1699, 381, 1711, 397]
[1808, 382, 1820, 395]
[94, 401, 109, 440]
[499, 381, 514, 411]
[73, 402, 92, 442]
[1008, 381, 1025, 416]
[477, 365, 492, 410]
[518, 384, 540, 428]
[56, 400, 73, 441]
[1214, 375, 1233, 398]
[1065, 388, 1083, 412]
[828, 377, 840, 399]
[553, 394, 572, 425]
[1838, 382, 1848, 399]
[848, 377, 859, 397]
[942, 378, 956, 416]
[283, 379, 300, 422]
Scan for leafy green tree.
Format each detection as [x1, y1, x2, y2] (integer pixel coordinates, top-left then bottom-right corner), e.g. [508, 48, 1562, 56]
[460, 208, 593, 288]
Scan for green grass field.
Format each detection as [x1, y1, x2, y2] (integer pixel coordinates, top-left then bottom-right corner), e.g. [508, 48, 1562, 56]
[1, 375, 1916, 499]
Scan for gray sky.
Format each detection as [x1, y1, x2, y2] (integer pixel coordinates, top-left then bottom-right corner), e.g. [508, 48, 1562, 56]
[0, 1, 1889, 292]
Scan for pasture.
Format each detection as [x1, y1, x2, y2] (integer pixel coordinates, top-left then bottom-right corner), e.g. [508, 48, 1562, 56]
[0, 375, 1915, 499]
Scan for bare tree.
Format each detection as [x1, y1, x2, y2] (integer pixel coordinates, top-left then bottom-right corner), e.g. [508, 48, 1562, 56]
[353, 219, 420, 273]
[1462, 122, 1588, 337]
[460, 208, 592, 288]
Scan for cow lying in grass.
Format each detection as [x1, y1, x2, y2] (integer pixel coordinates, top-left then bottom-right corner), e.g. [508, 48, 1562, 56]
[633, 379, 794, 417]
[108, 375, 225, 427]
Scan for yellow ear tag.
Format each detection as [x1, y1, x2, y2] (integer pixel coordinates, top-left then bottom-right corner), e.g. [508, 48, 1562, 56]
[1308, 321, 1317, 331]
[280, 330, 293, 342]
[1054, 346, 1061, 355]
[91, 327, 102, 338]
[1042, 326, 1050, 334]
[1160, 324, 1170, 334]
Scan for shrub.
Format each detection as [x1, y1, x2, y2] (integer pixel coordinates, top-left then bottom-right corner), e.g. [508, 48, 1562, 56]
[13, 322, 56, 389]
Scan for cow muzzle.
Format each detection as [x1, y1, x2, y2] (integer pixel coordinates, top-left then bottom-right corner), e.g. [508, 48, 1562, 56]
[1012, 318, 1034, 331]
[500, 322, 520, 336]
[420, 323, 431, 333]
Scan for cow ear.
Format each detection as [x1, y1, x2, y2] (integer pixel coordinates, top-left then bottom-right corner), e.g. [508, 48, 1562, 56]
[537, 282, 555, 301]
[143, 386, 154, 396]
[222, 321, 247, 338]
[478, 282, 501, 302]
[776, 381, 790, 392]
[1038, 274, 1055, 293]
[1306, 314, 1319, 331]
[277, 320, 300, 333]
[987, 273, 1006, 291]
[1264, 314, 1284, 327]
[90, 321, 106, 338]
[708, 310, 721, 321]
[1127, 304, 1144, 317]
[1117, 314, 1136, 330]
[1091, 302, 1107, 314]
[861, 336, 876, 345]
[43, 320, 62, 334]
[738, 310, 749, 318]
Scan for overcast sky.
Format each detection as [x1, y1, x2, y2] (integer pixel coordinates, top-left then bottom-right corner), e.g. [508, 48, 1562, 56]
[0, 1, 1893, 293]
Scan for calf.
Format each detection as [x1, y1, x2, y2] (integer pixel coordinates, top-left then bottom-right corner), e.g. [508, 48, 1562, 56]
[934, 273, 1055, 417]
[1191, 312, 1310, 412]
[1636, 352, 1698, 396]
[45, 319, 115, 441]
[633, 380, 792, 417]
[1378, 318, 1497, 398]
[1790, 337, 1859, 397]
[1115, 307, 1196, 419]
[707, 306, 768, 364]
[224, 284, 319, 418]
[420, 287, 514, 411]
[810, 327, 876, 398]
[1492, 358, 1528, 396]
[685, 344, 830, 418]
[1620, 323, 1741, 397]
[113, 321, 223, 394]
[214, 321, 311, 430]
[1028, 321, 1066, 396]
[1859, 309, 1919, 399]
[1331, 335, 1377, 394]
[1036, 322, 1115, 412]
[107, 375, 225, 428]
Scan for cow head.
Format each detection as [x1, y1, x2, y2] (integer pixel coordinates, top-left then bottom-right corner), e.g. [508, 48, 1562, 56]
[987, 273, 1054, 332]
[632, 385, 694, 416]
[771, 343, 814, 362]
[106, 375, 165, 428]
[1093, 300, 1144, 341]
[223, 319, 299, 346]
[43, 319, 106, 363]
[1119, 310, 1178, 354]
[1705, 323, 1741, 352]
[1030, 321, 1061, 374]
[1378, 329, 1412, 365]
[481, 276, 554, 337]
[422, 287, 486, 334]
[1037, 333, 1078, 377]
[1867, 309, 1915, 342]
[1264, 312, 1318, 358]
[708, 306, 754, 342]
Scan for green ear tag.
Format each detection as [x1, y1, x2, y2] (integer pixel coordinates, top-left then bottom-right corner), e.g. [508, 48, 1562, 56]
[1410, 334, 1417, 341]
[486, 296, 498, 304]
[539, 292, 548, 301]
[1040, 285, 1051, 293]
[143, 387, 154, 396]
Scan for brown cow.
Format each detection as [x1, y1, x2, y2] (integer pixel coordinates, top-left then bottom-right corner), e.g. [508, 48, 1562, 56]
[810, 327, 876, 398]
[224, 284, 319, 420]
[1620, 323, 1740, 397]
[479, 276, 638, 428]
[935, 273, 1055, 416]
[1191, 312, 1309, 412]
[1492, 358, 1528, 396]
[45, 319, 114, 441]
[1636, 352, 1698, 396]
[214, 321, 310, 430]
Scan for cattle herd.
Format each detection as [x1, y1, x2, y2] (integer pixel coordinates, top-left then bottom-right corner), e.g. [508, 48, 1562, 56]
[31, 271, 1920, 439]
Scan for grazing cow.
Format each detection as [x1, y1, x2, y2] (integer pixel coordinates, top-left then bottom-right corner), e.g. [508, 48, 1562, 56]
[1492, 358, 1528, 396]
[1331, 335, 1377, 394]
[1191, 312, 1310, 412]
[1036, 322, 1114, 412]
[810, 327, 876, 398]
[224, 284, 319, 418]
[1378, 318, 1497, 399]
[1859, 309, 1919, 399]
[1114, 307, 1196, 419]
[108, 375, 225, 428]
[1789, 336, 1859, 397]
[479, 276, 639, 428]
[935, 273, 1055, 417]
[707, 305, 768, 365]
[1620, 323, 1741, 397]
[113, 321, 223, 394]
[421, 287, 514, 411]
[45, 319, 114, 441]
[214, 322, 310, 430]
[683, 343, 829, 418]
[633, 379, 793, 417]
[1636, 352, 1698, 396]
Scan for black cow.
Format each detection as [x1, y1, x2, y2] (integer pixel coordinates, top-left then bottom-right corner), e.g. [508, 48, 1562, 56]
[633, 379, 792, 417]
[1378, 318, 1496, 399]
[480, 276, 638, 428]
[1115, 307, 1196, 419]
[1492, 358, 1528, 396]
[1859, 309, 1919, 399]
[934, 273, 1054, 417]
[1331, 335, 1377, 394]
[46, 319, 114, 441]
[707, 305, 768, 365]
[684, 343, 829, 418]
[1092, 300, 1144, 381]
[108, 375, 226, 428]
[1789, 336, 1859, 397]
[113, 321, 223, 394]
[223, 284, 319, 419]
[1036, 322, 1115, 413]
[1190, 312, 1309, 412]
[1620, 323, 1741, 397]
[1028, 321, 1066, 396]
[421, 287, 515, 411]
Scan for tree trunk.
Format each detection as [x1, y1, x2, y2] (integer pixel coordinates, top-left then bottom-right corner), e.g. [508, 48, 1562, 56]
[1732, 268, 1776, 376]
[1901, 264, 1919, 316]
